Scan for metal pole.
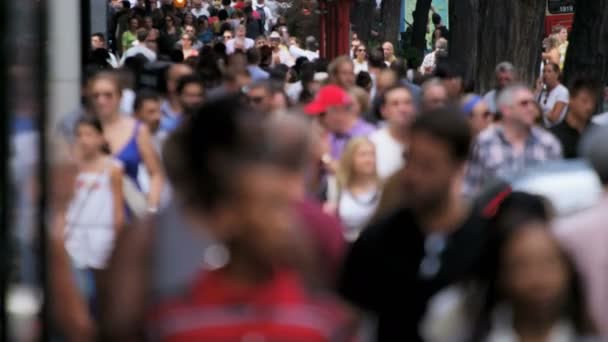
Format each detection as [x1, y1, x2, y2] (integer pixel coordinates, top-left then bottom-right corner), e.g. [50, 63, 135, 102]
[0, 0, 10, 337]
[37, 0, 50, 339]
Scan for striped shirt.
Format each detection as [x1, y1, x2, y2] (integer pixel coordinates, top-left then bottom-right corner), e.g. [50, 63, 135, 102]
[147, 269, 358, 341]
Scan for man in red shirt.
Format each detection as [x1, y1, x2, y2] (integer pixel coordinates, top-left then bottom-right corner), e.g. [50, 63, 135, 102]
[146, 97, 358, 341]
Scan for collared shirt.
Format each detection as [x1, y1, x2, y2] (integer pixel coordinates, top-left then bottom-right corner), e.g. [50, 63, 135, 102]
[160, 100, 182, 132]
[330, 119, 376, 160]
[463, 125, 562, 196]
[554, 194, 608, 337]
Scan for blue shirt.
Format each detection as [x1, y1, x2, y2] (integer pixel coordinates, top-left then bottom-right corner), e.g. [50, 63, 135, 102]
[160, 100, 182, 132]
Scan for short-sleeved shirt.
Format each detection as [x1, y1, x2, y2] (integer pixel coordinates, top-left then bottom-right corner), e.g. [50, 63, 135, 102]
[550, 120, 597, 159]
[538, 84, 569, 127]
[463, 125, 563, 196]
[329, 119, 376, 160]
[369, 127, 405, 180]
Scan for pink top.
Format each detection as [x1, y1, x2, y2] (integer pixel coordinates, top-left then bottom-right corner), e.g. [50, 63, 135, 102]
[553, 195, 608, 335]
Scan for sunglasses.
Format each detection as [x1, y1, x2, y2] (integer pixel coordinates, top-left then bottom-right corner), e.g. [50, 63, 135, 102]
[224, 35, 232, 39]
[357, 48, 366, 52]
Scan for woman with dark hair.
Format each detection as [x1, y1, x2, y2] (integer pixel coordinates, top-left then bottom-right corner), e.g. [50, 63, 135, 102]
[160, 15, 182, 54]
[180, 32, 199, 59]
[421, 192, 598, 341]
[536, 62, 569, 127]
[181, 12, 196, 31]
[473, 192, 596, 340]
[122, 16, 140, 53]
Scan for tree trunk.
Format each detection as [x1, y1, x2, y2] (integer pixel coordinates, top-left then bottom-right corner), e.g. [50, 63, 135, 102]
[411, 0, 431, 50]
[380, 0, 403, 45]
[562, 0, 608, 89]
[449, 0, 545, 93]
[448, 0, 480, 87]
[351, 0, 375, 44]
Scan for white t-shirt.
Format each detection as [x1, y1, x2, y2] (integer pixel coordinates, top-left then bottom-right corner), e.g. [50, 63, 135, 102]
[338, 188, 380, 241]
[353, 60, 368, 74]
[225, 37, 255, 55]
[539, 84, 569, 127]
[369, 127, 405, 180]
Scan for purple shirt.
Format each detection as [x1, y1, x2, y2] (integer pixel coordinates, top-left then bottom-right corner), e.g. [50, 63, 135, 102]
[330, 119, 376, 160]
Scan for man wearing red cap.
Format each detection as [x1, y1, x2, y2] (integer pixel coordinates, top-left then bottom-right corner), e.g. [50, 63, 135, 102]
[305, 85, 376, 162]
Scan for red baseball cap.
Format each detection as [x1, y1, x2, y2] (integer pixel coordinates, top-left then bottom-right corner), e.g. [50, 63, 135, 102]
[304, 85, 353, 115]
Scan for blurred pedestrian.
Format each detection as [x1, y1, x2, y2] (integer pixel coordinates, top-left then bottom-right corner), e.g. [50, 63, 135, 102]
[464, 85, 562, 196]
[144, 97, 360, 341]
[370, 85, 416, 180]
[471, 192, 596, 341]
[339, 108, 485, 341]
[554, 124, 608, 336]
[304, 85, 376, 163]
[382, 41, 396, 66]
[160, 63, 194, 131]
[326, 137, 381, 241]
[536, 62, 569, 127]
[225, 24, 255, 54]
[328, 56, 356, 90]
[65, 116, 124, 272]
[483, 62, 516, 114]
[175, 74, 205, 113]
[550, 76, 600, 158]
[353, 44, 368, 75]
[419, 38, 447, 76]
[122, 16, 140, 53]
[421, 78, 448, 112]
[461, 94, 491, 137]
[88, 72, 164, 213]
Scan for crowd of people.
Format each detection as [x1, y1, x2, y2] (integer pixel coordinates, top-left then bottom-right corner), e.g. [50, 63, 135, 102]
[45, 1, 608, 341]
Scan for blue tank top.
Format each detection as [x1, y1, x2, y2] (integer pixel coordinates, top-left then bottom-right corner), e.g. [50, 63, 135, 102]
[115, 122, 142, 185]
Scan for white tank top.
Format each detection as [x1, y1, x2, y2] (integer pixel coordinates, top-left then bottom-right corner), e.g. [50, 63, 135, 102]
[65, 159, 116, 269]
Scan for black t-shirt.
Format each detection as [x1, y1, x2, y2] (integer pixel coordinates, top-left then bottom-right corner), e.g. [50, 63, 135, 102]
[338, 207, 486, 341]
[550, 120, 595, 159]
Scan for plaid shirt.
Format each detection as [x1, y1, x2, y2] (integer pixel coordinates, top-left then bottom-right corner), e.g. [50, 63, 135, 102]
[463, 125, 562, 196]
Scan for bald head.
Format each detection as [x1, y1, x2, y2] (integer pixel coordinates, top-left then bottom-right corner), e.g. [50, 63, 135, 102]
[382, 42, 395, 62]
